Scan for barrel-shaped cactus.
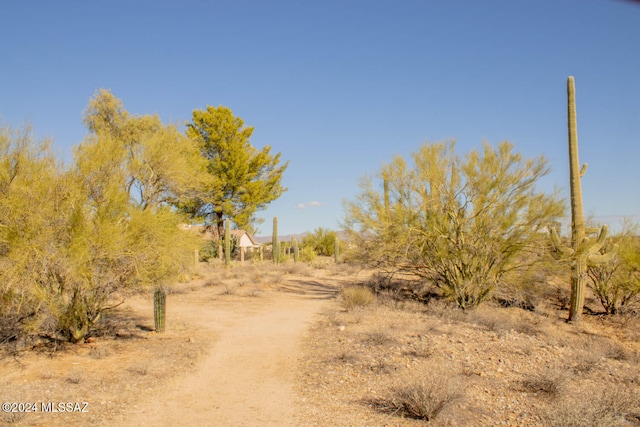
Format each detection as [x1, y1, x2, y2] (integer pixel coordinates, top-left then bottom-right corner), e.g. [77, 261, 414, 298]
[154, 287, 166, 333]
[550, 76, 616, 323]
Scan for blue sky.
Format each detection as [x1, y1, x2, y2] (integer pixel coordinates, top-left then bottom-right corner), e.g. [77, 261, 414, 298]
[1, 0, 639, 236]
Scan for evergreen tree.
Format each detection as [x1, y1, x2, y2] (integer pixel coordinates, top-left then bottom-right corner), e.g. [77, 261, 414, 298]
[183, 106, 288, 237]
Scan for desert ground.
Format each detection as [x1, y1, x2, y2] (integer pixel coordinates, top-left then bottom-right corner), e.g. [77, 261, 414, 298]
[2, 260, 640, 426]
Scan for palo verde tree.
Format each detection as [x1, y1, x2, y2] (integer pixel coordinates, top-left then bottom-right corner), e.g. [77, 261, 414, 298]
[182, 106, 288, 238]
[0, 125, 67, 341]
[83, 89, 210, 209]
[344, 140, 565, 309]
[586, 220, 640, 315]
[0, 91, 203, 343]
[302, 227, 340, 256]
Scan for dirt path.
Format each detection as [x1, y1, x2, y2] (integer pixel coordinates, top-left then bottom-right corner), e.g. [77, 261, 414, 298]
[127, 282, 335, 427]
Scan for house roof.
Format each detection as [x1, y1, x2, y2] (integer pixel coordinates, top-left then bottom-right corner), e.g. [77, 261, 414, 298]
[179, 224, 259, 246]
[229, 229, 259, 246]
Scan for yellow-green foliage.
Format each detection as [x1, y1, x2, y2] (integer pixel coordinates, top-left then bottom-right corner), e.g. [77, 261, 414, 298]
[302, 227, 342, 256]
[183, 106, 289, 237]
[0, 92, 203, 343]
[344, 140, 565, 309]
[299, 246, 317, 262]
[340, 286, 376, 310]
[587, 220, 640, 314]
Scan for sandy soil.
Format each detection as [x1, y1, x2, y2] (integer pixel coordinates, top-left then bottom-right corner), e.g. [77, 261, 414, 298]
[0, 264, 349, 427]
[3, 263, 640, 426]
[126, 287, 330, 426]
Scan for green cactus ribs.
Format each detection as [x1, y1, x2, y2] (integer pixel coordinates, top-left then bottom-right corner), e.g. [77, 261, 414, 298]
[154, 287, 166, 333]
[293, 237, 299, 263]
[272, 216, 279, 264]
[549, 76, 617, 323]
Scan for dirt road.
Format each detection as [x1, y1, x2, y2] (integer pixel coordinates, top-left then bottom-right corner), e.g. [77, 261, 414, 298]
[127, 281, 337, 427]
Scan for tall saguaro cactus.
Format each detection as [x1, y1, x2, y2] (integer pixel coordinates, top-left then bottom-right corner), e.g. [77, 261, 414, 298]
[272, 216, 279, 264]
[550, 76, 616, 323]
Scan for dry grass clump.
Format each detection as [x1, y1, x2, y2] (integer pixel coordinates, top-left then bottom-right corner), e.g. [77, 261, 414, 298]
[373, 366, 462, 421]
[340, 285, 376, 310]
[465, 305, 542, 336]
[516, 367, 565, 396]
[364, 326, 395, 346]
[0, 411, 26, 425]
[329, 350, 360, 365]
[88, 345, 113, 359]
[571, 349, 602, 374]
[280, 262, 311, 276]
[309, 257, 332, 269]
[66, 368, 84, 384]
[127, 361, 150, 376]
[540, 388, 640, 426]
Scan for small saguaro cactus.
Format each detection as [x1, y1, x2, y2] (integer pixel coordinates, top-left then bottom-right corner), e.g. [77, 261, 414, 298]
[334, 237, 340, 263]
[154, 287, 166, 333]
[224, 218, 231, 268]
[272, 216, 279, 264]
[550, 76, 616, 323]
[293, 237, 299, 263]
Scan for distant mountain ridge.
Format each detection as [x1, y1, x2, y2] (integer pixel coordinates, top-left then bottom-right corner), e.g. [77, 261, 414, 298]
[253, 231, 347, 244]
[253, 233, 309, 244]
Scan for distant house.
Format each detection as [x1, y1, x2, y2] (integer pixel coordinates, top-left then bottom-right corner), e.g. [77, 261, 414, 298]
[179, 224, 260, 252]
[229, 229, 260, 252]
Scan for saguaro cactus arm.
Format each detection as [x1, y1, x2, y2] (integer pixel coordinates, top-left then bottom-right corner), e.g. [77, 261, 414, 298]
[584, 225, 609, 257]
[580, 163, 588, 177]
[549, 226, 574, 258]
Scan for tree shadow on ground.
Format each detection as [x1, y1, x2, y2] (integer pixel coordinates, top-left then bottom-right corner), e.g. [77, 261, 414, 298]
[277, 279, 340, 300]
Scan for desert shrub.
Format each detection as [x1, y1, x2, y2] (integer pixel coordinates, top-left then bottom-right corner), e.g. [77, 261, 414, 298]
[540, 388, 640, 426]
[0, 97, 203, 343]
[381, 367, 461, 421]
[299, 246, 317, 262]
[364, 326, 395, 346]
[199, 240, 218, 262]
[343, 140, 564, 309]
[310, 257, 332, 269]
[360, 272, 437, 305]
[496, 252, 564, 311]
[302, 227, 339, 256]
[465, 305, 542, 336]
[340, 286, 376, 310]
[282, 262, 310, 276]
[587, 222, 640, 315]
[516, 368, 565, 396]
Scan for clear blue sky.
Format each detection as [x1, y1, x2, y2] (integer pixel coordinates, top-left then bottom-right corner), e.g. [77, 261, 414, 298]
[1, 0, 639, 236]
